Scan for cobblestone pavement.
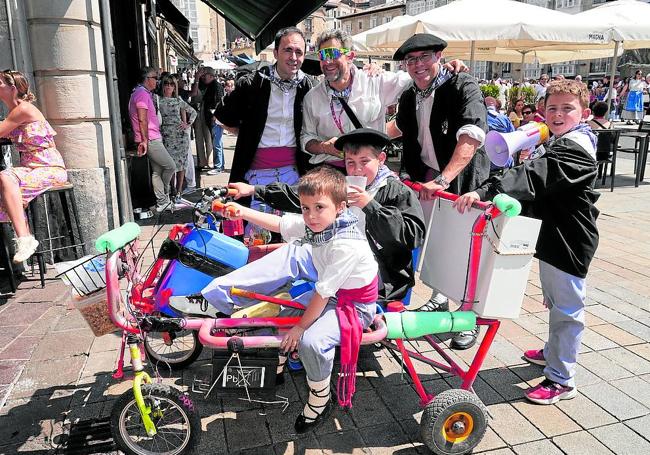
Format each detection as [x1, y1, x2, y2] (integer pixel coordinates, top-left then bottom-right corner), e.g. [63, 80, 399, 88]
[1, 129, 650, 455]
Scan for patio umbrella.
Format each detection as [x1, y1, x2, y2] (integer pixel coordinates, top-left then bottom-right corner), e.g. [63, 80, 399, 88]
[573, 0, 650, 108]
[365, 0, 615, 78]
[202, 59, 236, 70]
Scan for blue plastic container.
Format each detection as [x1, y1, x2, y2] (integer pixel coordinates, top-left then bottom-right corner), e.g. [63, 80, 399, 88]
[155, 229, 249, 314]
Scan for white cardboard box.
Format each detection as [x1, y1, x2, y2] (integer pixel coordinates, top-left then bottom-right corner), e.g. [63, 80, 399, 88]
[419, 198, 541, 320]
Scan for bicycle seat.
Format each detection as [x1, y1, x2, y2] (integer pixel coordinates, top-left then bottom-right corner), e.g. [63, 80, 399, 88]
[168, 295, 225, 318]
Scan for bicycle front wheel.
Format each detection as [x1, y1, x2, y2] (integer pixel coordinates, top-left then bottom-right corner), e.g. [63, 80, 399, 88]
[111, 383, 201, 455]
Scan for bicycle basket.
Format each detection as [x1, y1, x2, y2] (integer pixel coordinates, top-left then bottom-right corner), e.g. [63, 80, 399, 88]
[55, 254, 107, 297]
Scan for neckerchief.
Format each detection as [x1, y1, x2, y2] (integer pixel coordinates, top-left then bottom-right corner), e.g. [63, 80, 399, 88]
[366, 165, 395, 194]
[553, 123, 598, 151]
[327, 69, 354, 104]
[258, 65, 304, 94]
[303, 209, 365, 247]
[415, 66, 452, 110]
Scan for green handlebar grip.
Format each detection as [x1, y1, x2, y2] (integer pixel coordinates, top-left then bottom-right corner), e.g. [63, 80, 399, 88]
[493, 193, 522, 217]
[384, 311, 477, 340]
[95, 222, 141, 253]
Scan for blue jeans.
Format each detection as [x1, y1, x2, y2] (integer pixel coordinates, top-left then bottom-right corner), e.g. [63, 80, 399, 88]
[212, 124, 224, 170]
[540, 260, 586, 388]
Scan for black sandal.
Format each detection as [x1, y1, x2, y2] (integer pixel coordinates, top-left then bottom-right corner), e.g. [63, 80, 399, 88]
[294, 385, 333, 434]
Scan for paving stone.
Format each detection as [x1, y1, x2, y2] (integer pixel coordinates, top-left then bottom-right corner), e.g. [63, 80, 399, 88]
[512, 439, 564, 455]
[29, 329, 93, 362]
[486, 403, 544, 446]
[514, 314, 548, 336]
[573, 364, 604, 387]
[21, 305, 66, 336]
[585, 304, 630, 324]
[0, 360, 24, 385]
[625, 414, 650, 442]
[0, 303, 53, 327]
[273, 434, 323, 455]
[317, 429, 371, 455]
[589, 323, 645, 346]
[0, 336, 40, 361]
[511, 400, 581, 438]
[577, 351, 634, 381]
[552, 430, 614, 455]
[347, 388, 395, 429]
[599, 347, 650, 375]
[222, 408, 271, 452]
[376, 382, 422, 421]
[579, 328, 619, 351]
[628, 343, 650, 362]
[555, 395, 617, 429]
[472, 426, 507, 453]
[474, 367, 527, 402]
[10, 356, 86, 400]
[579, 381, 648, 421]
[487, 338, 528, 367]
[359, 422, 417, 455]
[610, 376, 650, 409]
[476, 448, 516, 454]
[591, 423, 650, 455]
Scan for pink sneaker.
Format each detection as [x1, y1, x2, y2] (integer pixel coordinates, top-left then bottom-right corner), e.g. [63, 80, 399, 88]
[523, 349, 546, 366]
[526, 378, 577, 405]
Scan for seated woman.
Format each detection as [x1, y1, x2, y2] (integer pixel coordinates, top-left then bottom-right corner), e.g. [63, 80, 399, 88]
[587, 101, 612, 130]
[0, 70, 67, 263]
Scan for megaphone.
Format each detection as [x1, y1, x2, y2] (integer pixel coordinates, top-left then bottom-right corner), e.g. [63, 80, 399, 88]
[485, 122, 549, 167]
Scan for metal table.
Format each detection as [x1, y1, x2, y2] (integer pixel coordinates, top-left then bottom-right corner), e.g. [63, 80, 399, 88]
[618, 130, 649, 187]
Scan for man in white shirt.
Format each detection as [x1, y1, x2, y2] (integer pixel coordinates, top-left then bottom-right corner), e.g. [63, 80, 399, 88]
[301, 29, 412, 168]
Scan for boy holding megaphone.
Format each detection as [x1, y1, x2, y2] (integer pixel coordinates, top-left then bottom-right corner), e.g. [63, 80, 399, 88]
[454, 80, 600, 406]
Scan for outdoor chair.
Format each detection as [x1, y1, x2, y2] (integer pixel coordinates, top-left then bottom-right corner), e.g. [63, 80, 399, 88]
[617, 120, 650, 175]
[594, 128, 621, 192]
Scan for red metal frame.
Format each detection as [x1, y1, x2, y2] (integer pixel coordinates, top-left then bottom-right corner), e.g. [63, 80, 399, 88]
[105, 189, 509, 409]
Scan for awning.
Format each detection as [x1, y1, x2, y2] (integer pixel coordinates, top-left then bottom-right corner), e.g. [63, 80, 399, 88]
[165, 22, 199, 64]
[157, 0, 190, 40]
[201, 0, 327, 53]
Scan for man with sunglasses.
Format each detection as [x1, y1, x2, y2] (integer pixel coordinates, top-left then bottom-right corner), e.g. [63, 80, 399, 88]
[302, 29, 413, 167]
[392, 34, 490, 350]
[214, 27, 313, 223]
[128, 66, 176, 213]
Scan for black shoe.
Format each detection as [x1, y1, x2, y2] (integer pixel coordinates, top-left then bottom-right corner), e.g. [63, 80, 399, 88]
[418, 294, 449, 312]
[276, 372, 285, 386]
[450, 326, 480, 350]
[294, 398, 333, 434]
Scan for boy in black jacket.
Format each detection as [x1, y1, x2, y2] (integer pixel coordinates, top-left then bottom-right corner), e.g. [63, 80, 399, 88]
[454, 80, 600, 405]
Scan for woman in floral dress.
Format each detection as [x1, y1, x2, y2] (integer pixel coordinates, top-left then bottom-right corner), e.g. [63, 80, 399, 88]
[158, 74, 197, 199]
[0, 70, 67, 263]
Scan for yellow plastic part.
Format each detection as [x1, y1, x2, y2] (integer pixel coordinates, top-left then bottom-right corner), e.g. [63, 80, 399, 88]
[230, 292, 291, 318]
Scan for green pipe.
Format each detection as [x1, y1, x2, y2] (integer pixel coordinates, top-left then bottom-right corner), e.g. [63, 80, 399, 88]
[384, 311, 477, 340]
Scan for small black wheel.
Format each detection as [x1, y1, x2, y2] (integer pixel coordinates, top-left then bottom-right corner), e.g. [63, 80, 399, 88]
[144, 329, 203, 370]
[111, 383, 201, 455]
[421, 389, 488, 455]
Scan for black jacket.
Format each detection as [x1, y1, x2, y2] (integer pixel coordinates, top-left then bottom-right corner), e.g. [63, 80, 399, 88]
[397, 72, 490, 195]
[202, 80, 224, 127]
[214, 67, 313, 184]
[255, 178, 426, 301]
[474, 135, 600, 278]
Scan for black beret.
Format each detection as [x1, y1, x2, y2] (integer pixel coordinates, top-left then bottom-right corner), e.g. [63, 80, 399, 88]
[393, 33, 448, 61]
[334, 128, 391, 151]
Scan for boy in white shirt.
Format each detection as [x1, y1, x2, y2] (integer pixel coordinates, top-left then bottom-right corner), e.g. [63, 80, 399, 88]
[223, 166, 379, 433]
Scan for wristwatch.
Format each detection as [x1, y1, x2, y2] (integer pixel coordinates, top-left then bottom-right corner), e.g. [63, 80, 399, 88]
[433, 174, 450, 190]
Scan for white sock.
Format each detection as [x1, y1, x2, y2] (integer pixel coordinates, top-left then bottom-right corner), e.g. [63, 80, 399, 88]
[277, 355, 287, 375]
[303, 376, 330, 420]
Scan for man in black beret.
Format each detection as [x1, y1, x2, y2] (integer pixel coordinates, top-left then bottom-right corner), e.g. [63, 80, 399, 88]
[391, 33, 490, 350]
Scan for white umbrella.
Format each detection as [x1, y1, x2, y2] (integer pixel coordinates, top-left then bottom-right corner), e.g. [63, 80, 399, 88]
[202, 59, 236, 70]
[366, 0, 615, 76]
[574, 0, 650, 107]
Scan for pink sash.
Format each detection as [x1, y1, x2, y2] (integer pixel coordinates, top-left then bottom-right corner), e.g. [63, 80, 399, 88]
[251, 146, 296, 170]
[335, 275, 379, 408]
